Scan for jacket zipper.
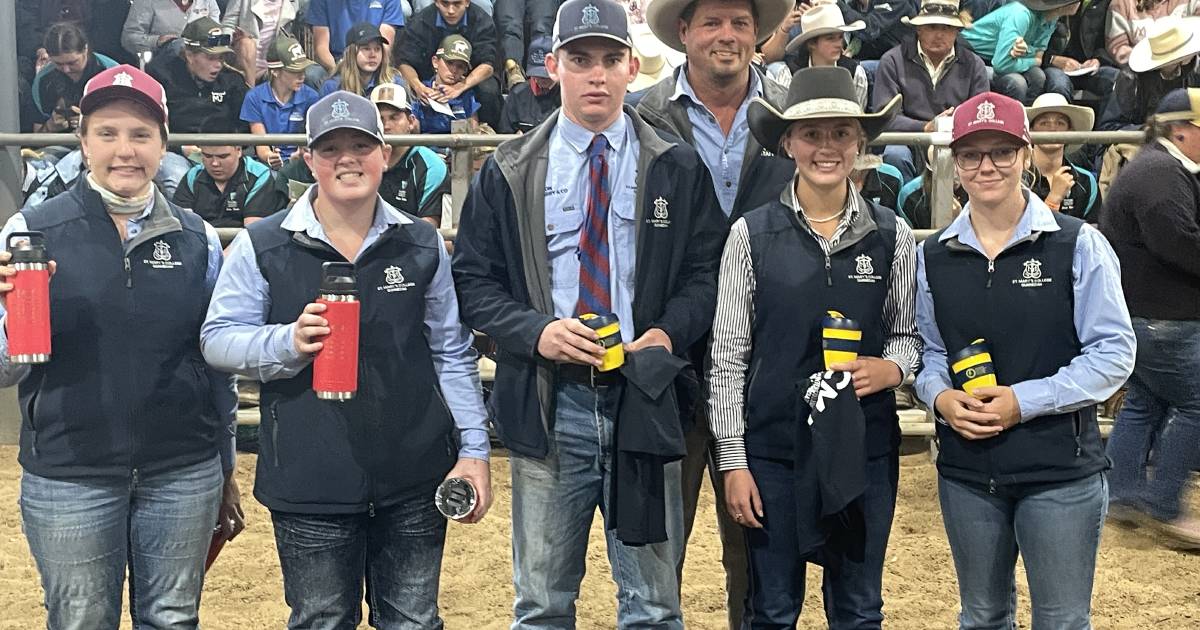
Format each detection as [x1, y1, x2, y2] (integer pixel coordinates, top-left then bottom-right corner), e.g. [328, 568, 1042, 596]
[824, 254, 833, 286]
[124, 257, 132, 288]
[269, 401, 281, 468]
[986, 259, 994, 288]
[1073, 412, 1082, 457]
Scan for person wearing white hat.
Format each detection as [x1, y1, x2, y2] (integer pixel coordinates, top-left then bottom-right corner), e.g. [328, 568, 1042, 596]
[1098, 17, 1200, 131]
[628, 22, 685, 93]
[770, 3, 869, 109]
[636, 0, 794, 624]
[1025, 92, 1102, 221]
[370, 83, 450, 226]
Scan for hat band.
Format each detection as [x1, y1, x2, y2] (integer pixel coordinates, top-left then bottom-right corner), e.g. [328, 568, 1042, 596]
[1152, 30, 1194, 57]
[781, 97, 865, 119]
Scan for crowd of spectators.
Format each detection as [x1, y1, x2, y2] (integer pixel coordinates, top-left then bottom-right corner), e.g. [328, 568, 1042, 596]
[13, 0, 1200, 228]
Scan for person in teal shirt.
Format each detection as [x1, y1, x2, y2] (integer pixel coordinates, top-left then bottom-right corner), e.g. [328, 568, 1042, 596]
[962, 0, 1082, 104]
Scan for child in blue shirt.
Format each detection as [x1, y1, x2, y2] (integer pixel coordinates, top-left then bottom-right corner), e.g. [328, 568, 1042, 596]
[412, 34, 480, 134]
[240, 36, 321, 168]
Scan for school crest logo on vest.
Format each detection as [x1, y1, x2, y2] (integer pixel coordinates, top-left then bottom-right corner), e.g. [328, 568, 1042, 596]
[378, 265, 416, 293]
[848, 253, 882, 283]
[1015, 257, 1052, 288]
[649, 196, 671, 228]
[145, 240, 183, 269]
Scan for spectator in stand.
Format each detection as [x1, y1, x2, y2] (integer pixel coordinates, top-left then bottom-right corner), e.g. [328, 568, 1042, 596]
[499, 36, 561, 133]
[222, 0, 326, 89]
[122, 0, 223, 56]
[852, 153, 907, 217]
[241, 36, 321, 168]
[837, 0, 919, 61]
[148, 17, 249, 140]
[875, 0, 988, 180]
[495, 0, 560, 89]
[320, 23, 403, 97]
[371, 84, 451, 225]
[775, 4, 869, 107]
[308, 0, 405, 73]
[961, 0, 1083, 104]
[1099, 18, 1200, 130]
[174, 141, 290, 227]
[896, 156, 969, 228]
[30, 23, 121, 133]
[1026, 93, 1102, 222]
[411, 35, 482, 133]
[1101, 88, 1200, 549]
[1107, 0, 1199, 67]
[396, 0, 502, 127]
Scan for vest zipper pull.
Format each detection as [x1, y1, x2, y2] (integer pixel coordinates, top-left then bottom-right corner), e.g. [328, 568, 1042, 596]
[988, 478, 997, 494]
[368, 502, 376, 518]
[986, 259, 994, 289]
[825, 255, 832, 287]
[124, 257, 132, 288]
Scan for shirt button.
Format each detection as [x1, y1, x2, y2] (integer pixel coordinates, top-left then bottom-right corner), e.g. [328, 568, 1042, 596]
[548, 224, 555, 230]
[725, 181, 732, 187]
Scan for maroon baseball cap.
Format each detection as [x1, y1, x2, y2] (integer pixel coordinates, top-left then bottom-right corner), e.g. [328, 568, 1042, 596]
[80, 65, 169, 127]
[951, 92, 1029, 146]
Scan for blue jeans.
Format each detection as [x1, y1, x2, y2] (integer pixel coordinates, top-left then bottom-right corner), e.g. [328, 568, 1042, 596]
[20, 455, 222, 630]
[271, 490, 447, 630]
[938, 473, 1108, 630]
[510, 382, 684, 629]
[743, 452, 899, 630]
[1107, 317, 1200, 521]
[991, 67, 1047, 105]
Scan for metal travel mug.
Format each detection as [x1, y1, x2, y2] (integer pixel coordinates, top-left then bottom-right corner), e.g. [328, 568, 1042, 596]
[950, 338, 998, 398]
[578, 312, 624, 372]
[312, 262, 360, 400]
[821, 310, 861, 370]
[435, 477, 477, 520]
[6, 232, 52, 364]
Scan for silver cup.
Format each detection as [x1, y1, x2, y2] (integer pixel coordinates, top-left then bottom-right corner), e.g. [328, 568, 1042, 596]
[434, 477, 477, 520]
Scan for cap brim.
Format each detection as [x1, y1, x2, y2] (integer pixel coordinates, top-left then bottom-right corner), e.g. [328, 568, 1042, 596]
[189, 43, 235, 56]
[354, 35, 391, 46]
[553, 32, 632, 52]
[309, 124, 385, 147]
[784, 22, 866, 53]
[748, 94, 901, 158]
[647, 0, 794, 52]
[526, 66, 550, 78]
[79, 87, 167, 124]
[902, 15, 968, 27]
[277, 58, 317, 72]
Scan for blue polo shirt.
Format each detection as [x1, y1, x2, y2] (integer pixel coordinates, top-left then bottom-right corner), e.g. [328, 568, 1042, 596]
[412, 79, 480, 133]
[308, 0, 405, 58]
[240, 82, 321, 161]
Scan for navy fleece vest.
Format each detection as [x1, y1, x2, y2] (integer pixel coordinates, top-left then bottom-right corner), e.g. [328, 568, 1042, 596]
[18, 180, 217, 479]
[743, 200, 898, 461]
[923, 213, 1107, 487]
[248, 211, 457, 514]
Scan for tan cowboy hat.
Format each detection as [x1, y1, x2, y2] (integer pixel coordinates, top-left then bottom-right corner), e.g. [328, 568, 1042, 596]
[785, 4, 865, 53]
[902, 0, 969, 28]
[629, 22, 685, 91]
[749, 66, 900, 157]
[1025, 93, 1094, 131]
[646, 0, 794, 52]
[1129, 17, 1200, 73]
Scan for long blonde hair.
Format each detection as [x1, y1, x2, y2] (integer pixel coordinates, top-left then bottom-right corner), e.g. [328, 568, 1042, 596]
[332, 41, 399, 97]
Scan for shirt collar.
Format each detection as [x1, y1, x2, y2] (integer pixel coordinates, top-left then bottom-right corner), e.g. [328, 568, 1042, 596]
[669, 64, 762, 108]
[939, 189, 1061, 252]
[1158, 137, 1200, 173]
[281, 185, 413, 239]
[555, 109, 628, 155]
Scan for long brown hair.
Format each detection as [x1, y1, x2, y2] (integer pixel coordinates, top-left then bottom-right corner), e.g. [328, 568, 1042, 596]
[332, 41, 399, 97]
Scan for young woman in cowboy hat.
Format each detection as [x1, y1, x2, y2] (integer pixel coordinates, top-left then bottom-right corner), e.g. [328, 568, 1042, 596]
[915, 91, 1135, 628]
[770, 4, 869, 108]
[708, 65, 921, 628]
[1025, 92, 1102, 221]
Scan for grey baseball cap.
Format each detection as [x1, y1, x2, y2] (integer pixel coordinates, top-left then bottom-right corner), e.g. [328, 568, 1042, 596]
[306, 91, 386, 147]
[552, 0, 632, 52]
[526, 36, 552, 77]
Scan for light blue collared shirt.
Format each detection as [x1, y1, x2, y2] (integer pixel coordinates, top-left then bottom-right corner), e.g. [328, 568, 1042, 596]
[0, 199, 238, 472]
[670, 66, 761, 217]
[200, 189, 490, 461]
[544, 111, 640, 342]
[914, 193, 1136, 422]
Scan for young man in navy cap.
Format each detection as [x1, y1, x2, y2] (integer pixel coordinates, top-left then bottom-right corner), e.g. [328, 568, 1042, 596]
[453, 0, 726, 626]
[498, 35, 562, 134]
[202, 90, 492, 628]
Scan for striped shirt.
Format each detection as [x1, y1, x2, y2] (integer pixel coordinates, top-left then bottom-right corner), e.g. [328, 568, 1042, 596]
[707, 177, 922, 471]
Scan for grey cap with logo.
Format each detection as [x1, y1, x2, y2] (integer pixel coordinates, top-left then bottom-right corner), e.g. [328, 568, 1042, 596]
[306, 91, 386, 147]
[552, 0, 632, 52]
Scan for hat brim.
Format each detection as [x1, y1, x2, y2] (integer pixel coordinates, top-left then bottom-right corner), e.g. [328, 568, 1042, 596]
[189, 44, 235, 56]
[902, 15, 968, 28]
[553, 32, 632, 52]
[527, 65, 550, 78]
[1026, 103, 1094, 133]
[270, 58, 317, 72]
[647, 0, 794, 52]
[784, 22, 866, 53]
[1129, 20, 1200, 72]
[352, 35, 391, 47]
[1019, 0, 1082, 10]
[309, 124, 386, 148]
[439, 54, 473, 68]
[79, 87, 167, 125]
[629, 65, 675, 92]
[748, 93, 901, 158]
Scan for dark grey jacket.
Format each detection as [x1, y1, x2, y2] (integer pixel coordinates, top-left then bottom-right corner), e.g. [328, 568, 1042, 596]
[874, 36, 989, 133]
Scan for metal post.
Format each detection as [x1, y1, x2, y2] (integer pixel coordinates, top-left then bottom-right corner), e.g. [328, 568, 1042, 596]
[0, 2, 22, 443]
[929, 117, 956, 229]
[448, 120, 473, 227]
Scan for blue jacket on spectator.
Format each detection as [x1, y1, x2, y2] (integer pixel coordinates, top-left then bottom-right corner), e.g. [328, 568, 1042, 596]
[963, 1, 1058, 74]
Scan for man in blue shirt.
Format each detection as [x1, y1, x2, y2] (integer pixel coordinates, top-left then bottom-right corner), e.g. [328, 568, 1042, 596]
[309, 0, 405, 72]
[452, 0, 727, 626]
[201, 91, 491, 628]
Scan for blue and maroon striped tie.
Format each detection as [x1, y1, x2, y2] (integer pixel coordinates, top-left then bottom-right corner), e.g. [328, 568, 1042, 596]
[575, 135, 611, 315]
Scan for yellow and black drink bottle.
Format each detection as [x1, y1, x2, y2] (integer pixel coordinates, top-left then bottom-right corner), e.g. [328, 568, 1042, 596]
[950, 338, 998, 397]
[821, 310, 862, 370]
[579, 313, 624, 372]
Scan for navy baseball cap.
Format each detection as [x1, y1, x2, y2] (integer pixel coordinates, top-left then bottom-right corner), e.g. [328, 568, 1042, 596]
[552, 0, 632, 52]
[526, 36, 552, 78]
[306, 91, 386, 147]
[346, 21, 389, 48]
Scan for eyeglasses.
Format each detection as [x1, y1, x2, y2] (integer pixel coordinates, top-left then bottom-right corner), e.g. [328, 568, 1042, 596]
[953, 146, 1021, 170]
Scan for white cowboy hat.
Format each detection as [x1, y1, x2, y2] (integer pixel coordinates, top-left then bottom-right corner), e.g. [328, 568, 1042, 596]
[629, 23, 684, 91]
[1129, 17, 1200, 73]
[1025, 93, 1094, 132]
[785, 4, 865, 53]
[902, 0, 969, 28]
[646, 0, 794, 52]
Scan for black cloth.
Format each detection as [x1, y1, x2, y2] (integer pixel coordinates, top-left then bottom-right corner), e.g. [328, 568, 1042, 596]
[1099, 62, 1200, 131]
[1102, 141, 1200, 321]
[784, 49, 862, 83]
[247, 208, 457, 514]
[858, 168, 902, 216]
[494, 0, 557, 64]
[378, 146, 449, 219]
[838, 0, 919, 60]
[498, 81, 560, 134]
[394, 5, 500, 125]
[30, 53, 117, 124]
[609, 347, 690, 545]
[1027, 156, 1101, 223]
[147, 54, 249, 134]
[1050, 0, 1112, 65]
[17, 179, 220, 480]
[173, 157, 289, 228]
[924, 210, 1108, 487]
[874, 36, 990, 132]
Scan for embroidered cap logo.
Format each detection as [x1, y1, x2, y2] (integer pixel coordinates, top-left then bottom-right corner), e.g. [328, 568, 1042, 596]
[581, 4, 601, 26]
[112, 72, 134, 87]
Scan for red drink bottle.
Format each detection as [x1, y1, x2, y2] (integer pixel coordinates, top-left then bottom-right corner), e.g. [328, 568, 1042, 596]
[6, 232, 51, 364]
[312, 262, 359, 400]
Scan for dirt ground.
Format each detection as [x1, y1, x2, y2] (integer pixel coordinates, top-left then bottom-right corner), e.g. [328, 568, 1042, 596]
[0, 445, 1196, 629]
